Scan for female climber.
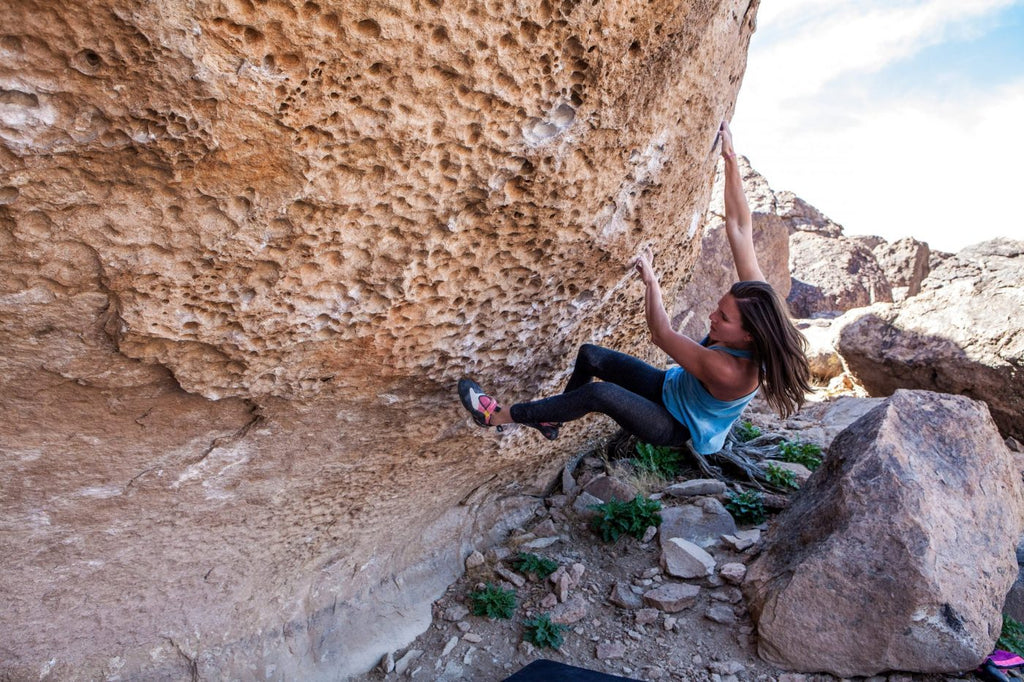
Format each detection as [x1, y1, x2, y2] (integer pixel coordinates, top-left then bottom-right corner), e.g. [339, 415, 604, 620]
[458, 121, 812, 455]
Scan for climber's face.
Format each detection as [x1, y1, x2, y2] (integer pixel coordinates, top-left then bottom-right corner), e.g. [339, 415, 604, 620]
[708, 294, 753, 348]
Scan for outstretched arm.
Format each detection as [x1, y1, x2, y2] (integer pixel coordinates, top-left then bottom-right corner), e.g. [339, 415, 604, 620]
[720, 121, 765, 283]
[634, 249, 751, 394]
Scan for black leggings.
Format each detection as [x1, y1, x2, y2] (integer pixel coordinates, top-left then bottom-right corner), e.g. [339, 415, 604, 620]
[509, 344, 692, 447]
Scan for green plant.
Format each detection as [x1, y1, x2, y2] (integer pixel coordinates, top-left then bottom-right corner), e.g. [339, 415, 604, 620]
[725, 489, 766, 524]
[765, 463, 798, 489]
[734, 420, 762, 442]
[998, 615, 1024, 656]
[522, 613, 566, 649]
[777, 440, 823, 470]
[590, 495, 662, 543]
[469, 583, 516, 619]
[511, 552, 558, 579]
[630, 442, 684, 480]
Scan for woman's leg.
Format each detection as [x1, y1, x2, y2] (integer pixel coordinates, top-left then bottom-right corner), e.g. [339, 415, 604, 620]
[563, 344, 666, 402]
[509, 382, 691, 447]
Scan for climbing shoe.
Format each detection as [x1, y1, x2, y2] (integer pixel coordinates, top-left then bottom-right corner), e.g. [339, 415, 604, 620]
[458, 378, 504, 432]
[525, 422, 560, 441]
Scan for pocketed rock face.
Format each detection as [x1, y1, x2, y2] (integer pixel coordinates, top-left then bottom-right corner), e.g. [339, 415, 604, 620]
[743, 390, 1024, 677]
[0, 0, 757, 679]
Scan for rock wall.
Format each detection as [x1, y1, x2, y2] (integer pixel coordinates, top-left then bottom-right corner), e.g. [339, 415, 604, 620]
[0, 0, 758, 678]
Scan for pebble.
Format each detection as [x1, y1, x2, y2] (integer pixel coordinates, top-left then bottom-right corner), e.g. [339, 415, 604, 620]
[664, 616, 677, 631]
[596, 641, 627, 660]
[522, 536, 560, 550]
[394, 649, 422, 676]
[609, 579, 643, 609]
[719, 562, 746, 585]
[643, 582, 701, 612]
[641, 525, 658, 543]
[464, 551, 485, 570]
[442, 604, 469, 621]
[379, 652, 395, 674]
[462, 633, 482, 643]
[710, 587, 743, 604]
[540, 592, 558, 608]
[635, 608, 660, 625]
[706, 604, 736, 624]
[709, 660, 745, 675]
[441, 636, 458, 657]
[456, 621, 471, 632]
[494, 565, 526, 588]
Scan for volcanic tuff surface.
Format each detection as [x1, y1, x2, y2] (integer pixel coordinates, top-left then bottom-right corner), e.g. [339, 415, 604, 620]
[1, 0, 757, 678]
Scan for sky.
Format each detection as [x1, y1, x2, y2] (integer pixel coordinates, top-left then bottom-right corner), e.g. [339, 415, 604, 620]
[731, 0, 1024, 252]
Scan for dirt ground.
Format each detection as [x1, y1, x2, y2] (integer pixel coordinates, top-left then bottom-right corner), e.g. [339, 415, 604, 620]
[353, 390, 982, 682]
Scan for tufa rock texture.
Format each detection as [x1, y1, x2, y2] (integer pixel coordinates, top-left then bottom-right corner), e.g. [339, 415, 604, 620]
[0, 0, 759, 678]
[837, 239, 1024, 441]
[744, 390, 1024, 677]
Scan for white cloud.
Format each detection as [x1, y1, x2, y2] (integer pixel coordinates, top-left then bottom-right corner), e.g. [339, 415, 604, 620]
[733, 0, 1024, 251]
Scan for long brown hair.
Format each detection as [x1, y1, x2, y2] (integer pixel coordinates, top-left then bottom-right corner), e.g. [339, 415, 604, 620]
[730, 280, 812, 418]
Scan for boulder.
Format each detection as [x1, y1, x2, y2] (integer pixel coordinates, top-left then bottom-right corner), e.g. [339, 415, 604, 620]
[0, 0, 758, 677]
[872, 237, 930, 302]
[774, 190, 844, 237]
[837, 239, 1024, 441]
[795, 318, 844, 381]
[788, 232, 893, 318]
[744, 390, 1024, 676]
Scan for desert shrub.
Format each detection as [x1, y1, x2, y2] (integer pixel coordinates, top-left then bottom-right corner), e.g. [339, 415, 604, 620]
[522, 613, 566, 649]
[734, 420, 762, 442]
[725, 489, 765, 524]
[765, 462, 798, 489]
[631, 442, 684, 480]
[590, 495, 662, 543]
[511, 552, 558, 579]
[777, 440, 823, 470]
[998, 615, 1024, 656]
[469, 583, 516, 619]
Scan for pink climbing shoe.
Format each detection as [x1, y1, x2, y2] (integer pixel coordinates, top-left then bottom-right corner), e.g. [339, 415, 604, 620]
[458, 378, 505, 432]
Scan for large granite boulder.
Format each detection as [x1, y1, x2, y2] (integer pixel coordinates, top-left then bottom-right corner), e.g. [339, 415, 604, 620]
[872, 237, 930, 302]
[837, 239, 1024, 441]
[0, 0, 758, 678]
[671, 158, 791, 340]
[744, 390, 1024, 677]
[787, 232, 893, 318]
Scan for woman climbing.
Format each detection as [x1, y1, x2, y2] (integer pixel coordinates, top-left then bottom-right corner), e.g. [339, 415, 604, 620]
[458, 121, 812, 455]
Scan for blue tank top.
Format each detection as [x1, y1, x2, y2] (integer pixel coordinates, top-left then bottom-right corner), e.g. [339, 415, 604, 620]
[661, 340, 758, 454]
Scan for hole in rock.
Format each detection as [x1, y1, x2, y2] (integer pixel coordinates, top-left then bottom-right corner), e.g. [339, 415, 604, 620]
[0, 89, 38, 107]
[355, 19, 381, 38]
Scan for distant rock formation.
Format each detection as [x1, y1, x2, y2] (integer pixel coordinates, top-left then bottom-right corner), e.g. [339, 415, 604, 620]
[838, 239, 1024, 441]
[745, 390, 1023, 676]
[787, 231, 893, 318]
[0, 0, 759, 678]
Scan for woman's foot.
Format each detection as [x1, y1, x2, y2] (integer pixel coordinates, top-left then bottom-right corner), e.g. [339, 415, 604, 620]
[525, 422, 561, 441]
[458, 378, 505, 432]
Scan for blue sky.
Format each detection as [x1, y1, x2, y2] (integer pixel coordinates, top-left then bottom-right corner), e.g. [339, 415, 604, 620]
[732, 0, 1024, 252]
